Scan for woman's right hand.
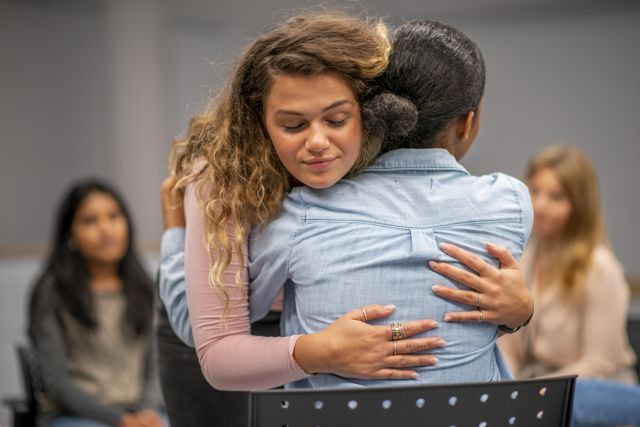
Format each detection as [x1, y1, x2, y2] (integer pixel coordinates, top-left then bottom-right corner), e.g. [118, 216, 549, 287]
[293, 304, 443, 380]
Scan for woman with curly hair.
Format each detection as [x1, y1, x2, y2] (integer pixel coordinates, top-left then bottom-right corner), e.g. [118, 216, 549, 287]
[160, 12, 534, 394]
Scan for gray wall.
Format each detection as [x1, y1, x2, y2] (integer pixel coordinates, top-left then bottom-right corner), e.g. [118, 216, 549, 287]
[1, 0, 639, 425]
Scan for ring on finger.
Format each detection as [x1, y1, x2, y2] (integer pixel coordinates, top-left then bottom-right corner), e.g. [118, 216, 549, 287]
[478, 308, 484, 323]
[393, 340, 398, 356]
[391, 322, 404, 341]
[361, 307, 369, 322]
[478, 261, 488, 276]
[475, 291, 481, 307]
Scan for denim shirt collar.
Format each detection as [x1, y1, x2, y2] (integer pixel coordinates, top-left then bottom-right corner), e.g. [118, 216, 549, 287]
[366, 148, 469, 175]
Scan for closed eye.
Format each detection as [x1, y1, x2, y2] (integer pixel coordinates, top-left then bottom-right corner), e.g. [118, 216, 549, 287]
[282, 122, 306, 132]
[327, 119, 347, 128]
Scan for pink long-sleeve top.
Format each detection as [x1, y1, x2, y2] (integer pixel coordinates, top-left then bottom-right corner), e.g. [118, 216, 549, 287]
[184, 181, 309, 390]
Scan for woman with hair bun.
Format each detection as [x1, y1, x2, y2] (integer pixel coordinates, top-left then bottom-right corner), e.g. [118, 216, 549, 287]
[159, 14, 534, 394]
[250, 19, 534, 388]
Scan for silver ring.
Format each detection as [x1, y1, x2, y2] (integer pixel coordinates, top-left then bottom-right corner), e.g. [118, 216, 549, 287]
[393, 340, 398, 356]
[361, 307, 369, 322]
[475, 292, 481, 307]
[478, 309, 484, 323]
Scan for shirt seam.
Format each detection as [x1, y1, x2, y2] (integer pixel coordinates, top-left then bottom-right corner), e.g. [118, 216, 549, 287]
[303, 216, 523, 230]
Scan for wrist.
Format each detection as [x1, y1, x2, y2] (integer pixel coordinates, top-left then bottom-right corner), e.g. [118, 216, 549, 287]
[293, 333, 330, 375]
[499, 310, 533, 334]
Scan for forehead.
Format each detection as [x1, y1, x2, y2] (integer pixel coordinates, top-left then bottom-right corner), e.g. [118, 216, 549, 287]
[76, 191, 120, 214]
[264, 73, 356, 113]
[531, 168, 564, 190]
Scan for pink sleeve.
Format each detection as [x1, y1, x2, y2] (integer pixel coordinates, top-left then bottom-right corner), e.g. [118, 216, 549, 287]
[184, 182, 309, 390]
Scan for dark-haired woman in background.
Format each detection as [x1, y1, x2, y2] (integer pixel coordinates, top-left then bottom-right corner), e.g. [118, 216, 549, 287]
[28, 180, 165, 427]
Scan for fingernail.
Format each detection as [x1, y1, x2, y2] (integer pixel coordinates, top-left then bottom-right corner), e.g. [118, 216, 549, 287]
[438, 339, 447, 347]
[439, 242, 451, 251]
[428, 357, 439, 365]
[432, 285, 441, 292]
[429, 261, 438, 270]
[429, 320, 439, 328]
[486, 241, 496, 249]
[384, 304, 396, 310]
[443, 314, 452, 321]
[410, 372, 419, 380]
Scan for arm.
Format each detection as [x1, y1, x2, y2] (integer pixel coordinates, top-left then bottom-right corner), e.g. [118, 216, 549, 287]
[30, 289, 125, 426]
[184, 182, 308, 390]
[184, 182, 443, 390]
[158, 175, 194, 346]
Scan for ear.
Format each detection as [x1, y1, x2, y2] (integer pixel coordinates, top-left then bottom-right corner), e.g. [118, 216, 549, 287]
[460, 110, 476, 141]
[458, 99, 483, 142]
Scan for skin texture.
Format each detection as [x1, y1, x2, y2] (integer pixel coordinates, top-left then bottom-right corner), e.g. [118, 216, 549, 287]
[264, 73, 362, 189]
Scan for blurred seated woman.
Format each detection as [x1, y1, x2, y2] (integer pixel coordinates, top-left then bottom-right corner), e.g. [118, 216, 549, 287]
[28, 179, 165, 427]
[499, 145, 639, 427]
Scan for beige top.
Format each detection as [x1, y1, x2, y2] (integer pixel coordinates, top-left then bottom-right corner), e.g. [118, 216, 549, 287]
[499, 243, 637, 384]
[59, 292, 149, 405]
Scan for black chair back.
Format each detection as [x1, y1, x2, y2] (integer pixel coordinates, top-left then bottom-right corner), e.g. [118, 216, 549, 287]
[249, 376, 576, 427]
[628, 317, 640, 378]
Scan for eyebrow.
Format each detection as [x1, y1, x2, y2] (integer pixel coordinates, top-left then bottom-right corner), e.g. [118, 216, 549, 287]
[275, 99, 352, 116]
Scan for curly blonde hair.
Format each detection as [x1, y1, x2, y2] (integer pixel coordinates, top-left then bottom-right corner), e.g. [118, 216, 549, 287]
[171, 13, 391, 313]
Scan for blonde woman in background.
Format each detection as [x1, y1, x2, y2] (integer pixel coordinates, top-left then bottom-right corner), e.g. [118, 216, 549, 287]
[499, 145, 640, 427]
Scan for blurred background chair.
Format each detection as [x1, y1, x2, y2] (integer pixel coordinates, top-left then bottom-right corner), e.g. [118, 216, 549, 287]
[2, 344, 42, 427]
[628, 317, 640, 379]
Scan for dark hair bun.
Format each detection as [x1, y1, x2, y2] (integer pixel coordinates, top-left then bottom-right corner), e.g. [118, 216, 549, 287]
[362, 92, 418, 145]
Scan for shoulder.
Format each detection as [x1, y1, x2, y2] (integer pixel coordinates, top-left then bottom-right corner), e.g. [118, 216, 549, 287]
[480, 173, 530, 199]
[471, 173, 533, 225]
[589, 244, 626, 281]
[584, 244, 629, 299]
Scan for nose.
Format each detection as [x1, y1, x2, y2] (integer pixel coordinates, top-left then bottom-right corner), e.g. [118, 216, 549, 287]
[532, 194, 548, 214]
[305, 124, 330, 153]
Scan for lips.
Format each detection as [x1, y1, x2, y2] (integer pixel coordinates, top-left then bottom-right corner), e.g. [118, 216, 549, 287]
[303, 157, 336, 170]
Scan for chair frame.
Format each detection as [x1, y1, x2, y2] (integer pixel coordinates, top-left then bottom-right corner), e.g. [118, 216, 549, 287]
[249, 375, 576, 427]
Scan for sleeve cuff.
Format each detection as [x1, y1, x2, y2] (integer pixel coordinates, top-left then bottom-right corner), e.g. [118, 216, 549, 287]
[288, 335, 314, 378]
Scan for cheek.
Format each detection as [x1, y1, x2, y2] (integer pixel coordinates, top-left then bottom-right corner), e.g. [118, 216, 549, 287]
[72, 226, 95, 249]
[556, 203, 572, 227]
[344, 120, 362, 158]
[116, 220, 129, 245]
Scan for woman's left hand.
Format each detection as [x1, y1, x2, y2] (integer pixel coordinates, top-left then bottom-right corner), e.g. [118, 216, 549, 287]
[429, 242, 533, 330]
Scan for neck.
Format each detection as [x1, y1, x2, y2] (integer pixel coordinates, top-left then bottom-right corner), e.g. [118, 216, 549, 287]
[536, 234, 563, 253]
[86, 260, 121, 292]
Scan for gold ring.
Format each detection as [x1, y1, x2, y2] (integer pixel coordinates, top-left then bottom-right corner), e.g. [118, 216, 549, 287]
[475, 292, 481, 307]
[391, 322, 404, 341]
[478, 261, 488, 276]
[478, 309, 484, 323]
[361, 307, 369, 322]
[393, 340, 398, 356]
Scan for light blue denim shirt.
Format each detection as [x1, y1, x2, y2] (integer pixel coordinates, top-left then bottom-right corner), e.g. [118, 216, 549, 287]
[158, 227, 194, 347]
[249, 148, 533, 389]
